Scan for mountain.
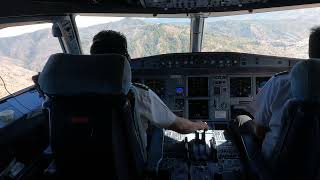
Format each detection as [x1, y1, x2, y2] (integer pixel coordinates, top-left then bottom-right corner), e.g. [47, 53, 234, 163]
[78, 18, 191, 57]
[202, 19, 318, 58]
[0, 29, 62, 72]
[0, 57, 36, 99]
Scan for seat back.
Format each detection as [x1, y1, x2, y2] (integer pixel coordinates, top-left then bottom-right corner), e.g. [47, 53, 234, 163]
[39, 53, 146, 179]
[271, 59, 320, 179]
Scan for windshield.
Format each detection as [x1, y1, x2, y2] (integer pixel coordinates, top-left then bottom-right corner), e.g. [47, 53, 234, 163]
[203, 7, 320, 59]
[76, 16, 191, 58]
[0, 23, 62, 99]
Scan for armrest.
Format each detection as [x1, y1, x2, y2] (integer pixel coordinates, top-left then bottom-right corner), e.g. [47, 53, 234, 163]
[246, 152, 273, 180]
[240, 127, 273, 180]
[146, 127, 164, 174]
[240, 134, 260, 161]
[231, 115, 273, 180]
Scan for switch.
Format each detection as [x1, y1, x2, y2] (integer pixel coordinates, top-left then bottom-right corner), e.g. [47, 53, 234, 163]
[195, 131, 199, 142]
[214, 87, 221, 95]
[201, 131, 206, 143]
[210, 138, 218, 162]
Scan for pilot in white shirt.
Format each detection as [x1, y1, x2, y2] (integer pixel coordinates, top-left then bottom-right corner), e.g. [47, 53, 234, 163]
[246, 72, 291, 159]
[245, 26, 320, 160]
[130, 83, 208, 133]
[131, 84, 176, 129]
[89, 30, 208, 135]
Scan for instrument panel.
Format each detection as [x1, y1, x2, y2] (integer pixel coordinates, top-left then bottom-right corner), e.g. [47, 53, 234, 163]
[131, 52, 300, 123]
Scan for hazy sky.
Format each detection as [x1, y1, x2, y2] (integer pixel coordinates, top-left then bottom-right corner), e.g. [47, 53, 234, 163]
[0, 23, 51, 38]
[0, 16, 123, 38]
[0, 6, 319, 38]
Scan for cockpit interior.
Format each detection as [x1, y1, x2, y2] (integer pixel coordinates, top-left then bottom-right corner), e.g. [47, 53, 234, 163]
[0, 0, 319, 179]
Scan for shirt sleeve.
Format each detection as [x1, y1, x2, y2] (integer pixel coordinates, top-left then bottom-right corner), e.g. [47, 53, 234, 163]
[148, 89, 177, 128]
[134, 87, 177, 128]
[246, 76, 276, 127]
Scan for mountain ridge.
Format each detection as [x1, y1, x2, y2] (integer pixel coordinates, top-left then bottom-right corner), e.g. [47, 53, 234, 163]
[0, 58, 36, 98]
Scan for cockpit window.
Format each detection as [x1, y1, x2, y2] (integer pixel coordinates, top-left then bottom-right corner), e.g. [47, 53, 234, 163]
[203, 7, 320, 59]
[0, 23, 62, 99]
[75, 15, 191, 58]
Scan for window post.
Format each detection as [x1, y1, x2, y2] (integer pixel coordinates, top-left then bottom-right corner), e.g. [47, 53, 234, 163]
[190, 14, 205, 52]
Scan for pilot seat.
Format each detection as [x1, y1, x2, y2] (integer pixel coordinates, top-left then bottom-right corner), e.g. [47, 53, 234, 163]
[234, 59, 320, 180]
[38, 53, 147, 179]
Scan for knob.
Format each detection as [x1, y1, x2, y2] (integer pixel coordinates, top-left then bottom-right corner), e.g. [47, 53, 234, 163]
[221, 102, 228, 109]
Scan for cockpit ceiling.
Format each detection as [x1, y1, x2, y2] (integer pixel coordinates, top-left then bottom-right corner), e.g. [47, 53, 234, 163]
[0, 0, 320, 18]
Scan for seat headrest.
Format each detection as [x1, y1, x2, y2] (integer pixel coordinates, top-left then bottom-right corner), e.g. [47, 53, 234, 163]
[39, 53, 131, 96]
[290, 59, 320, 102]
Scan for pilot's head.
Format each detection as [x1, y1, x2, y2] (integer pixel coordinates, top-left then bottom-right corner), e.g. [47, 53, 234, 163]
[309, 27, 320, 58]
[90, 30, 130, 59]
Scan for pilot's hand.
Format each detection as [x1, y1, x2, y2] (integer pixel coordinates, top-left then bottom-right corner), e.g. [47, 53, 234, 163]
[168, 117, 209, 134]
[253, 122, 269, 140]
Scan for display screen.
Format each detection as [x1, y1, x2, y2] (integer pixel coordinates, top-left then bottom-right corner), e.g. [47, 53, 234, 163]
[175, 99, 185, 110]
[176, 87, 184, 96]
[230, 77, 252, 97]
[188, 100, 209, 120]
[188, 77, 208, 97]
[132, 78, 142, 83]
[145, 79, 166, 97]
[256, 77, 270, 93]
[214, 87, 221, 95]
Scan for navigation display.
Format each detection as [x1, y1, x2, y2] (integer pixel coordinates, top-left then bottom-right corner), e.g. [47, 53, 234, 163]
[230, 77, 251, 97]
[188, 77, 208, 97]
[145, 79, 166, 97]
[176, 87, 184, 96]
[188, 100, 209, 120]
[256, 77, 270, 93]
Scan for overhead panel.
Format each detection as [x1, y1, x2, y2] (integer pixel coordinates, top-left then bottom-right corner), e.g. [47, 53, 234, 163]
[143, 0, 268, 9]
[1, 0, 319, 18]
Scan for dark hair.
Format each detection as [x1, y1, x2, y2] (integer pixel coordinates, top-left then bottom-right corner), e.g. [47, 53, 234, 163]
[309, 27, 320, 58]
[90, 30, 130, 59]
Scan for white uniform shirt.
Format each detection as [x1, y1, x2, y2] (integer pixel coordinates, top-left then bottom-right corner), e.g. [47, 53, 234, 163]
[130, 85, 177, 147]
[246, 73, 291, 159]
[133, 86, 177, 128]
